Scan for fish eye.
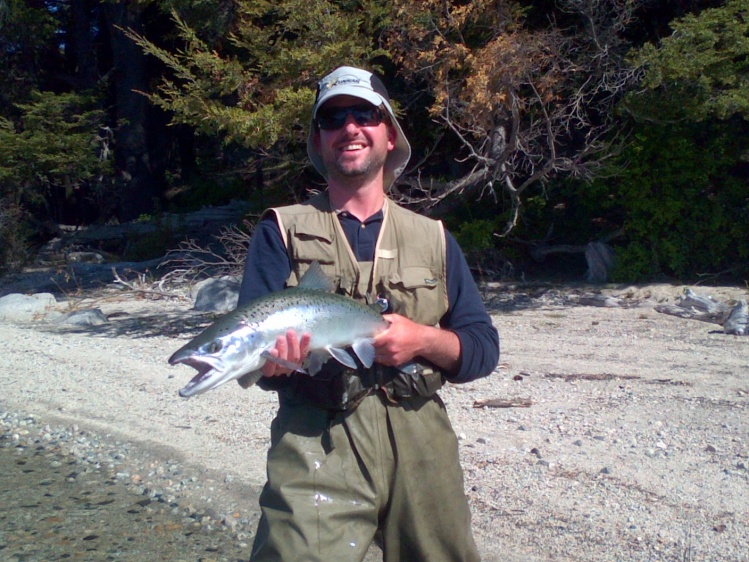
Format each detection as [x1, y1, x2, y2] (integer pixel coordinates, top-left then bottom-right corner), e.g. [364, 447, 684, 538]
[206, 341, 223, 354]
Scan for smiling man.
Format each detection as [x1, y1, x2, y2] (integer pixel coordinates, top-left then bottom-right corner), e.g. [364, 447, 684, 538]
[238, 66, 500, 562]
[315, 96, 392, 183]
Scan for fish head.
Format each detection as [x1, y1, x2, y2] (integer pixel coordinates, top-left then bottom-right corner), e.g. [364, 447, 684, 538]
[168, 322, 266, 397]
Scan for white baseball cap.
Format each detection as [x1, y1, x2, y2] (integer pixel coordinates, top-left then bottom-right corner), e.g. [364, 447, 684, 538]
[307, 66, 411, 190]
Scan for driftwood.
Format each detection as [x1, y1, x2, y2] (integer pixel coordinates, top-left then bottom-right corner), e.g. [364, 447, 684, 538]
[655, 288, 748, 335]
[577, 294, 629, 308]
[473, 397, 533, 409]
[38, 202, 252, 266]
[654, 288, 733, 325]
[55, 203, 250, 245]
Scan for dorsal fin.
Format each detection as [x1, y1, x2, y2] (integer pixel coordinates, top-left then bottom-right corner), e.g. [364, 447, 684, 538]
[298, 261, 335, 292]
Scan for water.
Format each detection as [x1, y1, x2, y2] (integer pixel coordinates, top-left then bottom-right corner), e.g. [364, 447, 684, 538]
[0, 442, 252, 562]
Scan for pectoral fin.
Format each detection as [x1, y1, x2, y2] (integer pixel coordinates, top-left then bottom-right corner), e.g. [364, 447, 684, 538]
[310, 338, 378, 373]
[351, 338, 376, 368]
[327, 346, 358, 370]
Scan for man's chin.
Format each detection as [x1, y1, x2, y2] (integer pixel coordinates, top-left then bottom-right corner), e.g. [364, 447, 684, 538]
[333, 157, 386, 180]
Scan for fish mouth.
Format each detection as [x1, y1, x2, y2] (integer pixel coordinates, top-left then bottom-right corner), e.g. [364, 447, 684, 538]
[171, 356, 223, 398]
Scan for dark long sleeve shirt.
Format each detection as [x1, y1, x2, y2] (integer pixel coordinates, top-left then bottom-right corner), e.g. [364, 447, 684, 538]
[238, 209, 499, 384]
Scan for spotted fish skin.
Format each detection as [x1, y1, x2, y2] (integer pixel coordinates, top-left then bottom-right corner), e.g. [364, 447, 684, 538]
[168, 262, 388, 397]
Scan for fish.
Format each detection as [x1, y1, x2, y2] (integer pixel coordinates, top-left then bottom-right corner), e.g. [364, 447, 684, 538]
[168, 261, 389, 397]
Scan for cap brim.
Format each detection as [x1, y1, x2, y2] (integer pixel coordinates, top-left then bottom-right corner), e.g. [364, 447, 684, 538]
[313, 87, 384, 118]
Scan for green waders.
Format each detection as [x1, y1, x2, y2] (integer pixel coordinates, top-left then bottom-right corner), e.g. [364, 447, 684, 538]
[249, 392, 480, 562]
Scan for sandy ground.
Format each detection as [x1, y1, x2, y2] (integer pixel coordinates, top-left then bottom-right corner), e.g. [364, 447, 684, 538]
[1, 280, 748, 561]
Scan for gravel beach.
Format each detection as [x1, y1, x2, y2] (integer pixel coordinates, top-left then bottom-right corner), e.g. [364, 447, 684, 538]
[1, 281, 748, 561]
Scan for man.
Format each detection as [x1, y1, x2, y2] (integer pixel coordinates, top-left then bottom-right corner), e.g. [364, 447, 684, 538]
[238, 66, 500, 562]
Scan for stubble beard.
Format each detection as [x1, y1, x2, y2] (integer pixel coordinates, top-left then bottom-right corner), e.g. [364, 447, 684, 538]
[329, 149, 388, 187]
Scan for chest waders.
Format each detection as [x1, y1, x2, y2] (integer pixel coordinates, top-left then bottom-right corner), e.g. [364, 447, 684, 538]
[249, 194, 481, 562]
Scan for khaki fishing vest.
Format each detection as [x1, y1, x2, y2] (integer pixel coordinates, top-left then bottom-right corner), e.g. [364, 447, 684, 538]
[265, 193, 448, 326]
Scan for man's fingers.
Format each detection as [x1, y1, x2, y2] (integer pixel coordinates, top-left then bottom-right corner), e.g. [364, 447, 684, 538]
[262, 331, 311, 378]
[299, 333, 312, 357]
[286, 330, 300, 363]
[261, 347, 282, 377]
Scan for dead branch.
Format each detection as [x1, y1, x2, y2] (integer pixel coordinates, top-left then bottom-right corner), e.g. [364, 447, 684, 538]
[473, 397, 533, 409]
[654, 288, 736, 326]
[111, 267, 185, 299]
[159, 219, 255, 286]
[389, 1, 645, 235]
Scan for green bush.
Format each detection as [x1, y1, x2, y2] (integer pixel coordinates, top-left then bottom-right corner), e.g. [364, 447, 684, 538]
[454, 219, 496, 255]
[583, 120, 748, 281]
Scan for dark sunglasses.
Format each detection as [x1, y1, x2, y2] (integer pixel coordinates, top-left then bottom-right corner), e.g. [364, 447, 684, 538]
[315, 104, 385, 131]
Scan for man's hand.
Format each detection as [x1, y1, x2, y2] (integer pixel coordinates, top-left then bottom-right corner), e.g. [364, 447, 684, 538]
[261, 330, 312, 377]
[373, 314, 461, 374]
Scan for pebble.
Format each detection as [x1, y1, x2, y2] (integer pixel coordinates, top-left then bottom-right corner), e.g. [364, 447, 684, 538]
[0, 408, 256, 561]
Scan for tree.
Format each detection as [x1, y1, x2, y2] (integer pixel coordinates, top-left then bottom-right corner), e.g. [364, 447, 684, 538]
[128, 0, 648, 236]
[587, 0, 749, 280]
[126, 0, 391, 199]
[384, 0, 644, 234]
[0, 0, 59, 115]
[0, 91, 110, 222]
[627, 0, 749, 122]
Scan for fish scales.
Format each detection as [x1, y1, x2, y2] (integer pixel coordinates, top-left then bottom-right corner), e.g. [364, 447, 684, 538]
[238, 291, 386, 356]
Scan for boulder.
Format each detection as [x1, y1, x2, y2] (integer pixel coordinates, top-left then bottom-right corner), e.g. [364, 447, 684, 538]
[57, 308, 109, 327]
[0, 293, 58, 322]
[193, 277, 240, 313]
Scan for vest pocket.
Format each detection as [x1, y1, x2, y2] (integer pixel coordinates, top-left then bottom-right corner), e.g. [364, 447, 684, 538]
[288, 227, 336, 284]
[384, 266, 443, 323]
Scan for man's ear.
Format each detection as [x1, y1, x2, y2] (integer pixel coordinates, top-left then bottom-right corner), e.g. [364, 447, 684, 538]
[387, 125, 396, 151]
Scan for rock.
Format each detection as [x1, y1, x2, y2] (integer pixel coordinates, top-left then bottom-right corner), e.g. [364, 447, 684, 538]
[67, 251, 105, 264]
[0, 293, 58, 321]
[578, 294, 623, 308]
[193, 277, 240, 313]
[57, 308, 109, 326]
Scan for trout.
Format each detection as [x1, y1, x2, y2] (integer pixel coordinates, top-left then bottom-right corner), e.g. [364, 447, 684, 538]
[168, 262, 388, 397]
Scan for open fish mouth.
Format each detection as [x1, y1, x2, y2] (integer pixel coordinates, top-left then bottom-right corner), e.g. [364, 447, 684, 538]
[171, 356, 223, 397]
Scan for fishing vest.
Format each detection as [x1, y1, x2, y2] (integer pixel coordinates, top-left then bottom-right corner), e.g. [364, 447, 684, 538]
[267, 193, 448, 326]
[262, 193, 449, 409]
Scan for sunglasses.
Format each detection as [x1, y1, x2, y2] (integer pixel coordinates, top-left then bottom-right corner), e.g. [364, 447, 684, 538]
[315, 104, 385, 131]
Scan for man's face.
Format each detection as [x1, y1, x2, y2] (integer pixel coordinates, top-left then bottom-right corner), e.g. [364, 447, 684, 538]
[313, 95, 395, 186]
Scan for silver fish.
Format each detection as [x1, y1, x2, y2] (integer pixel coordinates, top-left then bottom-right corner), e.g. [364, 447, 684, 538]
[168, 262, 389, 397]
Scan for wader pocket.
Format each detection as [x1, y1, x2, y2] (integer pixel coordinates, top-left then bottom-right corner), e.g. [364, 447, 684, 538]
[386, 363, 445, 400]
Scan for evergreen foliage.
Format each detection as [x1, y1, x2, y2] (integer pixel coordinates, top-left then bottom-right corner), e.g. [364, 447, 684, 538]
[0, 0, 746, 282]
[0, 0, 58, 115]
[629, 0, 749, 121]
[608, 0, 749, 281]
[0, 91, 111, 221]
[128, 1, 390, 149]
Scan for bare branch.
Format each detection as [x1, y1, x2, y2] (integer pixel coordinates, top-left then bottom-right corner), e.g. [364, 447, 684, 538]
[388, 0, 645, 234]
[159, 219, 255, 286]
